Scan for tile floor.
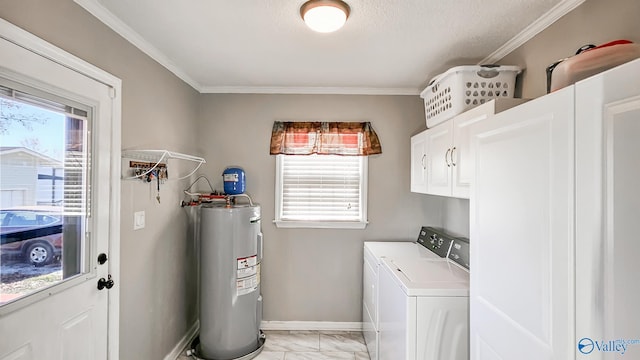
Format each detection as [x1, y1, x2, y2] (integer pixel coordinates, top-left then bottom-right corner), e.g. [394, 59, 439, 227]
[179, 330, 370, 360]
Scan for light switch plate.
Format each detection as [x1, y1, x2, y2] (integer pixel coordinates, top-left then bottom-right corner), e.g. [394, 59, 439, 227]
[134, 211, 145, 230]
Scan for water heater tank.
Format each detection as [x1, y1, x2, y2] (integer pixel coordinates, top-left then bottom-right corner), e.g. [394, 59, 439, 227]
[223, 167, 246, 195]
[198, 203, 263, 359]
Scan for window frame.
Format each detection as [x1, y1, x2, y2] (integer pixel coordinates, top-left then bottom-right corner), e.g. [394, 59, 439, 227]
[274, 154, 369, 229]
[0, 78, 93, 308]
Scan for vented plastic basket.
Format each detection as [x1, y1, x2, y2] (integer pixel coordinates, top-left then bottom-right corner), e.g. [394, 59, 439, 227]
[420, 65, 522, 127]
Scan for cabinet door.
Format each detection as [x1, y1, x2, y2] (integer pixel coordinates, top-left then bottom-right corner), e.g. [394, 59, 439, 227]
[426, 122, 453, 197]
[451, 107, 491, 199]
[469, 87, 574, 360]
[410, 131, 428, 193]
[575, 58, 640, 359]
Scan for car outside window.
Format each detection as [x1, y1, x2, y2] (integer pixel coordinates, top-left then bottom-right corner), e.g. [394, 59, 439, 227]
[7, 212, 37, 226]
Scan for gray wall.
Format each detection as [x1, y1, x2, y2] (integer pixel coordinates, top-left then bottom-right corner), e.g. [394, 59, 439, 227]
[0, 1, 201, 360]
[2, 0, 639, 357]
[501, 0, 640, 98]
[196, 94, 445, 321]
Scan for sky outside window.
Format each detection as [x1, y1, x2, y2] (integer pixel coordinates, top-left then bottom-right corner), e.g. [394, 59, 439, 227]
[0, 97, 65, 161]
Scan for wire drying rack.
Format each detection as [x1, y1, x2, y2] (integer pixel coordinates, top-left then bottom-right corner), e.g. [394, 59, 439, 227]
[121, 149, 206, 181]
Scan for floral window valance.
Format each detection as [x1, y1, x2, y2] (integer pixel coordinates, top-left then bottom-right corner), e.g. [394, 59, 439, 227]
[270, 121, 382, 156]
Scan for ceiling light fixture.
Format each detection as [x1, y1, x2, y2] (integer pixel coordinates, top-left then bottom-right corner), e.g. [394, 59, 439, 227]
[300, 0, 350, 33]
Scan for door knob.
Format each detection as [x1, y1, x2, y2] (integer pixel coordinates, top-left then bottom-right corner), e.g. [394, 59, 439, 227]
[98, 253, 108, 265]
[97, 274, 114, 290]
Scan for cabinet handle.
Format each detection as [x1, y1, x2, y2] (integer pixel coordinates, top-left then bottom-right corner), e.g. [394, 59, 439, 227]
[421, 154, 426, 169]
[445, 148, 451, 167]
[451, 147, 457, 166]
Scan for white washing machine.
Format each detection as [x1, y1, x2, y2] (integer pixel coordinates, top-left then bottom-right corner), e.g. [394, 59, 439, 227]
[363, 227, 455, 360]
[378, 237, 470, 360]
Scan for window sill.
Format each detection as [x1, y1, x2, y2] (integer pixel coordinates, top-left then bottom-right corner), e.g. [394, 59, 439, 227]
[273, 220, 368, 230]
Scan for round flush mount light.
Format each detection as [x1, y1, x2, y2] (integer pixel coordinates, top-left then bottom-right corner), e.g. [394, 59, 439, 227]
[300, 0, 350, 33]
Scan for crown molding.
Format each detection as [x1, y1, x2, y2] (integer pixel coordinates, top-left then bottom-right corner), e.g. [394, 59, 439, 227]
[480, 0, 587, 64]
[199, 85, 421, 95]
[73, 0, 203, 92]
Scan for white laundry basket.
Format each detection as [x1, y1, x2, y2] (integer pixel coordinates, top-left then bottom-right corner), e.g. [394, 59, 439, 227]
[421, 65, 522, 127]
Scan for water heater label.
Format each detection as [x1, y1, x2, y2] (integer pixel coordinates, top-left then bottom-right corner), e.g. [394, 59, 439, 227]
[237, 274, 259, 296]
[223, 173, 239, 182]
[236, 256, 260, 295]
[238, 266, 257, 278]
[238, 255, 258, 270]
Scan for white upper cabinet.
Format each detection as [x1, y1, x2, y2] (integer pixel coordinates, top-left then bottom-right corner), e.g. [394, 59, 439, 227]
[410, 130, 428, 193]
[425, 120, 453, 196]
[470, 59, 640, 360]
[411, 99, 525, 198]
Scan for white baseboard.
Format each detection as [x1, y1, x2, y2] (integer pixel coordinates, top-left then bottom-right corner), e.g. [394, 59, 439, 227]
[260, 321, 363, 332]
[164, 320, 199, 360]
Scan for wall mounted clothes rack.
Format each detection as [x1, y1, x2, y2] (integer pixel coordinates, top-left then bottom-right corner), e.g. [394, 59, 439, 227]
[122, 149, 206, 180]
[121, 149, 206, 203]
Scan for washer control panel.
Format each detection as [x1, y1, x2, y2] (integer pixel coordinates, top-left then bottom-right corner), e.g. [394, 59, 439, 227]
[449, 238, 470, 270]
[416, 227, 454, 258]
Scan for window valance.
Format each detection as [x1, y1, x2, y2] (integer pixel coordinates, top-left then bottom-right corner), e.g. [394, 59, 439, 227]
[269, 121, 382, 156]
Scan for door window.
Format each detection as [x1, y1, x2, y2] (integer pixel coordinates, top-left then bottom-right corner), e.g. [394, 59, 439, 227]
[0, 82, 90, 306]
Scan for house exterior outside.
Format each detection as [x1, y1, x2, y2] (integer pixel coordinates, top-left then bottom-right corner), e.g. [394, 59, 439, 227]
[0, 146, 63, 208]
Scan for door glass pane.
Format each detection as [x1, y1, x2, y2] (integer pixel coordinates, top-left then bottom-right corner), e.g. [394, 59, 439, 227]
[0, 87, 89, 306]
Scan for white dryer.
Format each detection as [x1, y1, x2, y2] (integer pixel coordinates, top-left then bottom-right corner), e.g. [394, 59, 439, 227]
[363, 227, 454, 360]
[378, 238, 470, 360]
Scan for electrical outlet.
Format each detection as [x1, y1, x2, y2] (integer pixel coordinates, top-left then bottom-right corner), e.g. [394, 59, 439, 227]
[134, 211, 145, 230]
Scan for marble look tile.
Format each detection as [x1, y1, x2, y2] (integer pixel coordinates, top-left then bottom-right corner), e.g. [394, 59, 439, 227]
[284, 352, 355, 360]
[254, 351, 286, 360]
[175, 331, 370, 360]
[264, 332, 320, 352]
[319, 333, 367, 352]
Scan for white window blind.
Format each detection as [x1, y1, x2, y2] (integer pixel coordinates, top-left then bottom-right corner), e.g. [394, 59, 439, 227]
[275, 154, 368, 229]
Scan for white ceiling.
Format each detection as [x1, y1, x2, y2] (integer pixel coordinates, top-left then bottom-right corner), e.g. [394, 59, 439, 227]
[75, 0, 584, 95]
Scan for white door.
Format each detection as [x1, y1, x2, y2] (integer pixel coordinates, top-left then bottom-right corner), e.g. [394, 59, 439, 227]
[575, 59, 640, 359]
[426, 122, 453, 197]
[0, 21, 119, 360]
[410, 131, 428, 193]
[469, 87, 574, 360]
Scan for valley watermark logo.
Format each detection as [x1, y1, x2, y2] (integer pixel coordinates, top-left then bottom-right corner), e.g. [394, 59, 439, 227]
[578, 337, 640, 356]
